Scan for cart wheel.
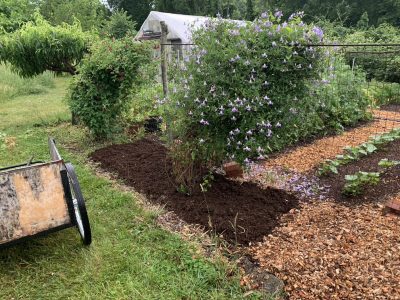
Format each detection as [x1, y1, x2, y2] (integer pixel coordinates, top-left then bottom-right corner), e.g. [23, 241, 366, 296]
[65, 163, 92, 245]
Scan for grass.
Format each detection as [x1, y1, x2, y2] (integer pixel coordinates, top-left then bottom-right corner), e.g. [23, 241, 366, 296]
[0, 64, 55, 100]
[0, 75, 255, 299]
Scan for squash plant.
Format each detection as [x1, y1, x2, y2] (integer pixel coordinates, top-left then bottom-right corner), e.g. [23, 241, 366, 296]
[343, 171, 380, 196]
[318, 128, 400, 176]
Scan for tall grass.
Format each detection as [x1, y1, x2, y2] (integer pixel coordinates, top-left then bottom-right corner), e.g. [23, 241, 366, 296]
[0, 64, 55, 100]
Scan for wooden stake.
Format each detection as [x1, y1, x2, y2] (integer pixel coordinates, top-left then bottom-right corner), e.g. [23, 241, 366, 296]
[160, 21, 169, 99]
[160, 21, 172, 143]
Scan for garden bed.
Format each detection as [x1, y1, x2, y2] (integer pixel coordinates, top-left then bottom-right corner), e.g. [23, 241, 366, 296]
[319, 138, 400, 205]
[90, 137, 299, 245]
[264, 108, 400, 173]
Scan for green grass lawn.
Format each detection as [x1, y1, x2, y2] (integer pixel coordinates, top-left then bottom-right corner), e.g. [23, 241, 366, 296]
[0, 75, 253, 299]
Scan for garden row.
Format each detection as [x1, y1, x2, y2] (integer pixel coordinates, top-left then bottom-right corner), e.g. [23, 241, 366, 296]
[318, 127, 400, 203]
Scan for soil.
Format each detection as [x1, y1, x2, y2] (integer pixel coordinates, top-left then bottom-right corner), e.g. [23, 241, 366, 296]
[90, 137, 299, 245]
[319, 138, 400, 205]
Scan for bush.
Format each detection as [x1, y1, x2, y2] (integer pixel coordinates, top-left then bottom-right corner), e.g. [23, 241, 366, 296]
[344, 24, 400, 83]
[127, 84, 163, 123]
[68, 37, 153, 138]
[368, 81, 400, 106]
[168, 12, 326, 178]
[310, 53, 371, 130]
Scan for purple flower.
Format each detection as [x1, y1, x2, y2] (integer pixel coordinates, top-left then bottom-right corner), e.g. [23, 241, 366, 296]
[274, 10, 283, 18]
[261, 12, 268, 19]
[264, 21, 272, 27]
[200, 119, 209, 125]
[312, 26, 324, 40]
[231, 107, 239, 113]
[276, 122, 282, 128]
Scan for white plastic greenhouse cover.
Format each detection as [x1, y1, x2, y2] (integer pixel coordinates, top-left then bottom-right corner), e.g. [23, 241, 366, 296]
[135, 11, 246, 43]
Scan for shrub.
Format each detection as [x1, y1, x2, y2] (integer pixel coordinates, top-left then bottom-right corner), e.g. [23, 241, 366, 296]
[68, 37, 153, 138]
[369, 81, 400, 106]
[344, 24, 400, 83]
[166, 11, 329, 187]
[310, 53, 371, 130]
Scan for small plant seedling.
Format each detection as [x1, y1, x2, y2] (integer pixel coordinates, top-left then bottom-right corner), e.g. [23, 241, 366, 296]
[200, 173, 215, 192]
[318, 159, 340, 176]
[343, 171, 380, 196]
[378, 158, 400, 169]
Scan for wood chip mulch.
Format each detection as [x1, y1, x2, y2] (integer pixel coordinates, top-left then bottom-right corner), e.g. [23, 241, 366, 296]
[251, 201, 400, 300]
[265, 109, 400, 173]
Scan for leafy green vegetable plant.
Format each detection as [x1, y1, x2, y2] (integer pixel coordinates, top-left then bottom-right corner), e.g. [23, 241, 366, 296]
[378, 158, 400, 169]
[318, 128, 400, 175]
[343, 171, 380, 196]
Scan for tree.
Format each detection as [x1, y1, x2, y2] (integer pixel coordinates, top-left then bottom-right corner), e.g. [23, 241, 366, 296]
[39, 0, 109, 31]
[0, 14, 92, 77]
[101, 9, 136, 39]
[246, 0, 255, 20]
[270, 0, 399, 27]
[356, 12, 369, 30]
[107, 0, 152, 30]
[0, 0, 37, 33]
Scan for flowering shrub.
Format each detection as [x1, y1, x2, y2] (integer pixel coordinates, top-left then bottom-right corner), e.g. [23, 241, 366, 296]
[169, 11, 325, 172]
[69, 37, 153, 138]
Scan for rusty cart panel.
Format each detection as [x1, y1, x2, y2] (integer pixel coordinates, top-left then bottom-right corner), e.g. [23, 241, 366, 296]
[0, 138, 91, 248]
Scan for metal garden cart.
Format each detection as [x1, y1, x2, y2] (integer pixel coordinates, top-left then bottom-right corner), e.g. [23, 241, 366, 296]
[0, 138, 91, 248]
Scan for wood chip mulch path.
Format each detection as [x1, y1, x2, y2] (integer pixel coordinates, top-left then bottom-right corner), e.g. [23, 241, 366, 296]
[265, 109, 400, 173]
[251, 201, 400, 300]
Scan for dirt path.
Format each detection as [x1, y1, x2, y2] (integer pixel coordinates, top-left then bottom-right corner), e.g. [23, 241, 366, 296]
[265, 109, 400, 173]
[251, 201, 400, 300]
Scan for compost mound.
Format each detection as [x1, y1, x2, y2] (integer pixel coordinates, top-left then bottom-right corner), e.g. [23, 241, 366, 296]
[90, 137, 298, 245]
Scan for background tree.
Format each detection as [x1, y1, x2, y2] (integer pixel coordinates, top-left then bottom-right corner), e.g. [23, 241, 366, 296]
[101, 9, 136, 39]
[0, 0, 37, 33]
[39, 0, 109, 31]
[270, 0, 400, 27]
[246, 0, 255, 20]
[356, 12, 369, 30]
[107, 0, 152, 30]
